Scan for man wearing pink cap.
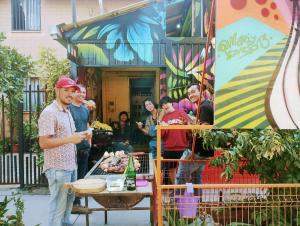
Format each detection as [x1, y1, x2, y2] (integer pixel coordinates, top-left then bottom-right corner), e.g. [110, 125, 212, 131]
[38, 77, 88, 226]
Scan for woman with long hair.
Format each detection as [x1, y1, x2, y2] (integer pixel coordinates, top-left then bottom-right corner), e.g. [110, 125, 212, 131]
[136, 98, 164, 159]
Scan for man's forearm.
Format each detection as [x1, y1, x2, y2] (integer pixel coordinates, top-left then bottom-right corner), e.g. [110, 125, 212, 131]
[39, 136, 73, 150]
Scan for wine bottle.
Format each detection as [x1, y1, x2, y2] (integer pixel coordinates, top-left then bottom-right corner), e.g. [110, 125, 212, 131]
[126, 156, 136, 191]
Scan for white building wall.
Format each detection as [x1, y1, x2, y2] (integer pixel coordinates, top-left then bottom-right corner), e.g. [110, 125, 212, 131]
[0, 0, 142, 60]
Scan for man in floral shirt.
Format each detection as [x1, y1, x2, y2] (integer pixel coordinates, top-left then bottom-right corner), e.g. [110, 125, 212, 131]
[38, 77, 87, 226]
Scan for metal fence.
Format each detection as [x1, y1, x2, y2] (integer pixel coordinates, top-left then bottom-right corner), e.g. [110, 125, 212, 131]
[0, 80, 46, 187]
[154, 125, 300, 225]
[158, 183, 300, 226]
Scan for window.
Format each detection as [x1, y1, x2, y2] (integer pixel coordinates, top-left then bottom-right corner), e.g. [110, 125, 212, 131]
[12, 0, 41, 31]
[166, 0, 207, 37]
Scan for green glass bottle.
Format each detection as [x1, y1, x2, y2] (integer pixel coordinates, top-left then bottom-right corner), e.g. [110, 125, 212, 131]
[126, 156, 136, 191]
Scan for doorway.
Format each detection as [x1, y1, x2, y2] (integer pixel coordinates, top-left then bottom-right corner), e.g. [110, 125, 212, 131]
[101, 70, 158, 146]
[130, 77, 155, 145]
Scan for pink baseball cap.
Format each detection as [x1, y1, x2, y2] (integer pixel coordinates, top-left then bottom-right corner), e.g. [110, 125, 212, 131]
[55, 77, 80, 91]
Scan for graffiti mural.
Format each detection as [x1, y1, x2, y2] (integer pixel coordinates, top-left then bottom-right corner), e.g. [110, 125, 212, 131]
[66, 1, 166, 65]
[215, 0, 299, 129]
[165, 42, 215, 102]
[59, 0, 215, 122]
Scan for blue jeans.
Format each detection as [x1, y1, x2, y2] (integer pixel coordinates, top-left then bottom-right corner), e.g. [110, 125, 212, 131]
[175, 149, 206, 196]
[45, 169, 77, 226]
[74, 148, 90, 205]
[149, 139, 157, 159]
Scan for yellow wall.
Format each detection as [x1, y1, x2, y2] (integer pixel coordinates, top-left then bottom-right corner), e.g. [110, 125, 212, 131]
[101, 69, 159, 124]
[102, 74, 130, 123]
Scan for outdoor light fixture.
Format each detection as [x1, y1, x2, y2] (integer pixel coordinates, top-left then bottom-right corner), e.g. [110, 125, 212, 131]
[176, 23, 181, 29]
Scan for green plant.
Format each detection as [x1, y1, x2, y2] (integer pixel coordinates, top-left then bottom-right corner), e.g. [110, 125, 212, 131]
[0, 193, 24, 226]
[199, 129, 300, 183]
[36, 48, 70, 104]
[200, 128, 300, 226]
[23, 114, 43, 166]
[0, 138, 10, 154]
[0, 32, 33, 139]
[164, 206, 215, 226]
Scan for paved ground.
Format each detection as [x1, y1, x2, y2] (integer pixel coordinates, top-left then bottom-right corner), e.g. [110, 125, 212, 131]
[0, 186, 152, 226]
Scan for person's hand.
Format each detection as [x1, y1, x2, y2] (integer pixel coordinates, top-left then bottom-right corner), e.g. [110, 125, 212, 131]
[136, 121, 143, 129]
[69, 133, 86, 144]
[84, 100, 96, 111]
[188, 114, 196, 124]
[82, 129, 92, 140]
[113, 122, 119, 129]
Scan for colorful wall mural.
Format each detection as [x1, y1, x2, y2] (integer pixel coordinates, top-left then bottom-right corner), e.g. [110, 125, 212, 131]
[59, 0, 215, 123]
[215, 0, 300, 129]
[66, 1, 166, 66]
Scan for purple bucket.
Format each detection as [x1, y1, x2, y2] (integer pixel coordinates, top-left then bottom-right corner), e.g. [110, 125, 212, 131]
[176, 192, 199, 218]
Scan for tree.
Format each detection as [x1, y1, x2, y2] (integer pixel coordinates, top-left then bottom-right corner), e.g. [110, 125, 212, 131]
[0, 33, 33, 100]
[36, 48, 70, 104]
[0, 32, 33, 139]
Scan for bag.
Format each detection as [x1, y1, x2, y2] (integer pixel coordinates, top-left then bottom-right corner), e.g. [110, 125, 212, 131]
[194, 137, 214, 157]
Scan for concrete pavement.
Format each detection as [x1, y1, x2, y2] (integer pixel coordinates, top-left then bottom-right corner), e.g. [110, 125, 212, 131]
[0, 186, 152, 226]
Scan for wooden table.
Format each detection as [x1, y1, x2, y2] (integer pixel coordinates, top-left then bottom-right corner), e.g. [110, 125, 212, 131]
[75, 177, 153, 226]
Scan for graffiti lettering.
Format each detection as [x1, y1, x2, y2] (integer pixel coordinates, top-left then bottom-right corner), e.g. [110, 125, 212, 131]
[218, 33, 272, 60]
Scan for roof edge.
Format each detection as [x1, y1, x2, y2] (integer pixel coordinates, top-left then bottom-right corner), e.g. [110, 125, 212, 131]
[60, 0, 160, 33]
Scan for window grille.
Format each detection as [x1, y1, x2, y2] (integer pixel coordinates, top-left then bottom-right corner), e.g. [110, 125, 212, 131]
[23, 78, 45, 112]
[12, 0, 41, 31]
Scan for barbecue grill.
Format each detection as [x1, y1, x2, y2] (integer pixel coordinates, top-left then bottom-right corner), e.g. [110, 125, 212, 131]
[84, 153, 154, 209]
[88, 153, 152, 177]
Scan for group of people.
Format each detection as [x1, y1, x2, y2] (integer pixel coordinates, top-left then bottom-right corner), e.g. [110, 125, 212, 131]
[38, 76, 214, 226]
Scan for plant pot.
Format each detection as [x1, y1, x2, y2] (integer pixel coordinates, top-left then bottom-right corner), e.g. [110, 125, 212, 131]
[13, 144, 19, 153]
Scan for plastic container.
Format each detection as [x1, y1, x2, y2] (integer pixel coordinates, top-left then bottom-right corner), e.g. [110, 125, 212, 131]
[106, 175, 125, 192]
[176, 191, 199, 218]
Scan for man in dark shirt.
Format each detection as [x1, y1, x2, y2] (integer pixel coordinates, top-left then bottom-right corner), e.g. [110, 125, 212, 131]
[176, 83, 214, 196]
[179, 83, 214, 125]
[69, 84, 92, 213]
[111, 111, 133, 153]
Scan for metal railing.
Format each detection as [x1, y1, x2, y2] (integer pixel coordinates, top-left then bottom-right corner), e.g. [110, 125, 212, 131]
[155, 125, 300, 225]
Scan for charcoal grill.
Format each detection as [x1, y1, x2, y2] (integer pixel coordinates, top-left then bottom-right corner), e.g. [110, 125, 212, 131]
[88, 153, 152, 177]
[79, 153, 154, 225]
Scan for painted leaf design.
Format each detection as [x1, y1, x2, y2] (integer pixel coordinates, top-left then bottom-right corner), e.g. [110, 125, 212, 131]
[185, 53, 199, 72]
[77, 44, 109, 65]
[127, 22, 153, 63]
[172, 48, 178, 67]
[114, 43, 134, 62]
[165, 57, 186, 77]
[106, 29, 123, 49]
[185, 48, 192, 64]
[178, 47, 183, 69]
[72, 27, 87, 40]
[83, 26, 99, 39]
[97, 24, 120, 40]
